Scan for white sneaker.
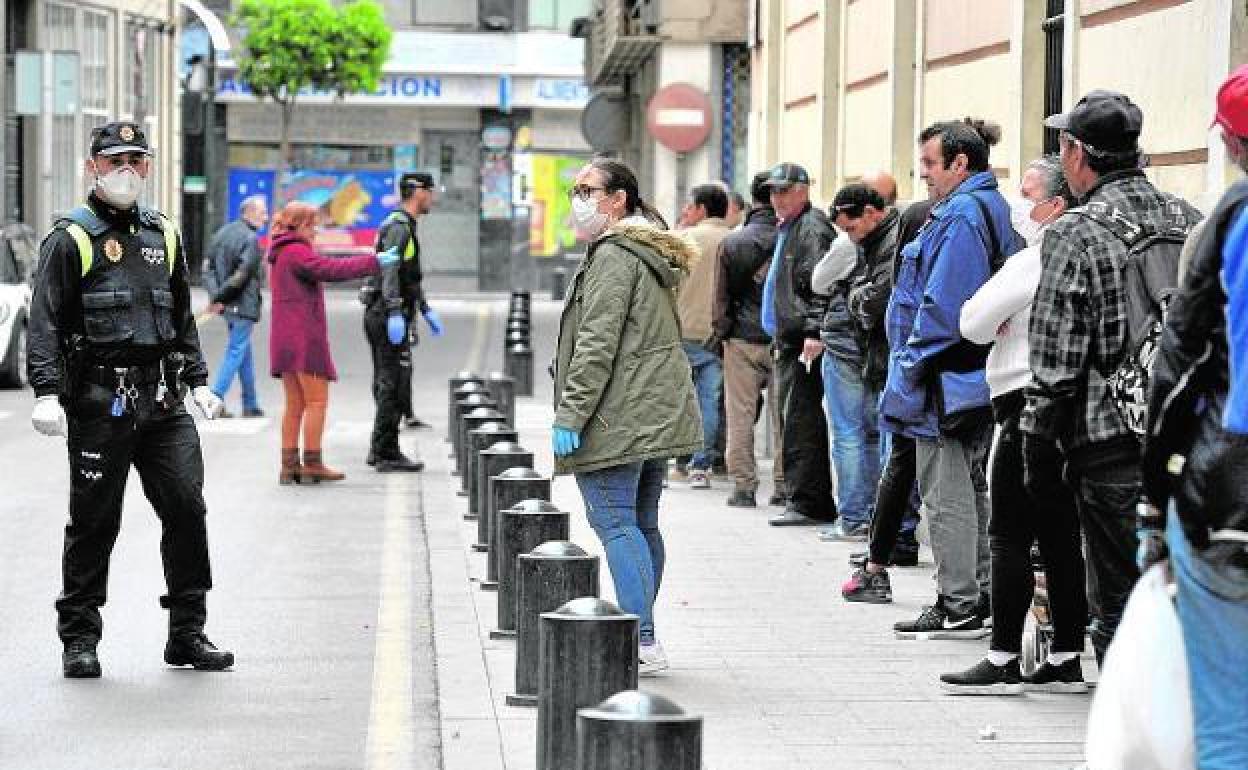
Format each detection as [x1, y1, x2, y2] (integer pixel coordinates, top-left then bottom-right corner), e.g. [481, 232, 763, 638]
[639, 641, 669, 676]
[689, 469, 710, 489]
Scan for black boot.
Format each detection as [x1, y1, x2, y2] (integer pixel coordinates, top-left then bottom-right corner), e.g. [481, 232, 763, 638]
[165, 632, 235, 671]
[375, 452, 424, 473]
[63, 639, 102, 678]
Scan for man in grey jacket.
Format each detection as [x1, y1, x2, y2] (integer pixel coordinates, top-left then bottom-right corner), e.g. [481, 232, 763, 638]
[203, 195, 268, 417]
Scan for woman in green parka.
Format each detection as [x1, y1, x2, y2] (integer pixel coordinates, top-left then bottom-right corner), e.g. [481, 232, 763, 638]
[552, 158, 703, 675]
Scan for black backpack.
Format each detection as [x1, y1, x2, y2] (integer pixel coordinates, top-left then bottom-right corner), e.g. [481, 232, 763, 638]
[1074, 198, 1193, 436]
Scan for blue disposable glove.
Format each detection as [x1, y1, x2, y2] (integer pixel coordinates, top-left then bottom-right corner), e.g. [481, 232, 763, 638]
[376, 246, 400, 269]
[386, 311, 406, 346]
[552, 425, 581, 458]
[422, 307, 444, 337]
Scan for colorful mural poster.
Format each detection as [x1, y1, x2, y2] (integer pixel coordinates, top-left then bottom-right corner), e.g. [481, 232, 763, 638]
[227, 168, 401, 249]
[528, 154, 584, 258]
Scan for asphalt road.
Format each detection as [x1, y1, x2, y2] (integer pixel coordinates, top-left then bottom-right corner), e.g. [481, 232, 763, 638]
[0, 287, 495, 769]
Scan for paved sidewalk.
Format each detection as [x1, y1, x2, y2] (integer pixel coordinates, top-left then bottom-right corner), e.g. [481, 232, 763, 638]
[425, 299, 1092, 770]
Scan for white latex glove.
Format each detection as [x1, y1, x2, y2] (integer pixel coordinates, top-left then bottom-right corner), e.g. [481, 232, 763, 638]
[31, 395, 67, 437]
[191, 386, 223, 420]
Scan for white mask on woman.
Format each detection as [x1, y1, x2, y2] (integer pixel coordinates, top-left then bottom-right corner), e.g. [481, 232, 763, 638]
[95, 166, 144, 208]
[1008, 196, 1044, 247]
[571, 194, 610, 239]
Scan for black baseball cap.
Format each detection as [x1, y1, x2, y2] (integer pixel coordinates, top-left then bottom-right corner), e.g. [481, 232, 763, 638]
[399, 172, 435, 191]
[1044, 90, 1143, 155]
[831, 183, 887, 217]
[761, 162, 811, 191]
[90, 121, 152, 157]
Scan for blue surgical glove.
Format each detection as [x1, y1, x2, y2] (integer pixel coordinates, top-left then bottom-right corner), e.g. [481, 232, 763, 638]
[386, 311, 406, 346]
[552, 425, 581, 458]
[422, 307, 444, 337]
[376, 246, 400, 269]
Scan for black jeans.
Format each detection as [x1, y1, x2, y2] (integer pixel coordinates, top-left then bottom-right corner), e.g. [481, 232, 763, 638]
[989, 400, 1087, 655]
[1070, 459, 1141, 664]
[774, 347, 835, 519]
[365, 310, 405, 457]
[59, 383, 212, 644]
[867, 433, 921, 565]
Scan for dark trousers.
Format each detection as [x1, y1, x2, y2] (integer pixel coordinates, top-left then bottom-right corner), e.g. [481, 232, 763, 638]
[59, 383, 211, 644]
[398, 343, 414, 420]
[988, 399, 1088, 655]
[867, 433, 921, 564]
[365, 311, 404, 457]
[1070, 459, 1141, 664]
[774, 347, 835, 519]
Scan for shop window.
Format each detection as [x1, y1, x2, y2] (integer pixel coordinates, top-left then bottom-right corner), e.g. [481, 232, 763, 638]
[412, 0, 476, 27]
[45, 2, 77, 217]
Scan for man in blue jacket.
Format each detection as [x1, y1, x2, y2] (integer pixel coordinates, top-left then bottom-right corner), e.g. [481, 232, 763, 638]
[880, 119, 1023, 638]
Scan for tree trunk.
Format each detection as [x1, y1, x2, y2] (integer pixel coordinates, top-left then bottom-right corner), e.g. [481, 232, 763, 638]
[277, 99, 296, 207]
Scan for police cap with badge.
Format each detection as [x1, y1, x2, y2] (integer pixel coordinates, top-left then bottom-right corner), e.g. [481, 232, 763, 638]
[90, 121, 153, 157]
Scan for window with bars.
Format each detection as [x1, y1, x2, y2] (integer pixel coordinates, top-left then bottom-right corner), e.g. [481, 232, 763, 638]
[721, 44, 751, 193]
[45, 2, 77, 217]
[82, 10, 111, 171]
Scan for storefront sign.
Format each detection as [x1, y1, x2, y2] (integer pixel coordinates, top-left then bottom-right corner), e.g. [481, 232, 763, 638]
[216, 71, 588, 109]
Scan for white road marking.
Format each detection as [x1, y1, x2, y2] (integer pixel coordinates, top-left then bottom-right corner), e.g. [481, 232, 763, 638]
[0, 410, 11, 420]
[365, 473, 416, 769]
[195, 417, 272, 435]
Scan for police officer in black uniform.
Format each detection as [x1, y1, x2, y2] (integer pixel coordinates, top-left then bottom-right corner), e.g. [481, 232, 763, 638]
[362, 171, 443, 472]
[27, 122, 234, 678]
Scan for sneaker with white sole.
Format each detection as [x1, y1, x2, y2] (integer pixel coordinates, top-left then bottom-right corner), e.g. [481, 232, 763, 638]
[689, 469, 710, 489]
[940, 657, 1024, 695]
[894, 599, 991, 640]
[1023, 657, 1089, 693]
[639, 641, 669, 676]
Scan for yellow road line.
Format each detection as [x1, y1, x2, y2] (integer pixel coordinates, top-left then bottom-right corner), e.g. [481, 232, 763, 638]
[364, 474, 415, 769]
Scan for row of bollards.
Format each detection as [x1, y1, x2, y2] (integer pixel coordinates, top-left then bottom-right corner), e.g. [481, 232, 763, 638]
[448, 358, 701, 768]
[504, 291, 534, 398]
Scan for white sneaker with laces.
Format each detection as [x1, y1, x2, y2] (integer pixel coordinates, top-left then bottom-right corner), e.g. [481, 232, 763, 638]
[639, 641, 669, 676]
[689, 469, 710, 489]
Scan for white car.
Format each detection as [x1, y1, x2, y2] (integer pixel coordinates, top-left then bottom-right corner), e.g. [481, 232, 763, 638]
[0, 225, 37, 388]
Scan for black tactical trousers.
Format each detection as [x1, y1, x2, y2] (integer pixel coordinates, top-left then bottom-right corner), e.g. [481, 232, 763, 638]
[398, 342, 414, 420]
[59, 382, 211, 644]
[774, 346, 836, 520]
[364, 310, 404, 457]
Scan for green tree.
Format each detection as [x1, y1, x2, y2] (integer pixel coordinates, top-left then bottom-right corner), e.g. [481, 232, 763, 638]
[231, 0, 391, 195]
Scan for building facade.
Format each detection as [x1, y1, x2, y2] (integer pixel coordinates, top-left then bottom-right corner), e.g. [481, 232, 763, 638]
[2, 0, 182, 232]
[575, 0, 751, 224]
[754, 0, 1246, 209]
[210, 0, 594, 289]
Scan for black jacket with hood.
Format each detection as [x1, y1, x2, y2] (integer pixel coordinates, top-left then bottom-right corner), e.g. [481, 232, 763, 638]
[712, 205, 777, 346]
[773, 203, 834, 349]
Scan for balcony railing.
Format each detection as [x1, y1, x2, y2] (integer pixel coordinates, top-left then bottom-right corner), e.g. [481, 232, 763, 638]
[587, 0, 661, 86]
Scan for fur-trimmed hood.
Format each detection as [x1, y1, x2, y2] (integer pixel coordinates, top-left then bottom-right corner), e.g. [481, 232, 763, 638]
[598, 222, 696, 288]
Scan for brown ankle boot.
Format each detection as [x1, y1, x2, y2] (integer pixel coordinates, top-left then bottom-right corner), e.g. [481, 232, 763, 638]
[279, 448, 302, 485]
[301, 450, 345, 482]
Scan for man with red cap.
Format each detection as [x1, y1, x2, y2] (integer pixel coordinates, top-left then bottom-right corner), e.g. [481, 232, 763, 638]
[1143, 64, 1248, 769]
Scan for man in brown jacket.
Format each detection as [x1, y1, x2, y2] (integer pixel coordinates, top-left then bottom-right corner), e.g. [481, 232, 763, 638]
[676, 183, 732, 488]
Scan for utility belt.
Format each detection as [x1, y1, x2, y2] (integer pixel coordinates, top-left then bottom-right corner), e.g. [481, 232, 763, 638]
[75, 353, 186, 416]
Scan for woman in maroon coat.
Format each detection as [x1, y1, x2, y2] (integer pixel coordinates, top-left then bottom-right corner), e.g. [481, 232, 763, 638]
[267, 201, 396, 484]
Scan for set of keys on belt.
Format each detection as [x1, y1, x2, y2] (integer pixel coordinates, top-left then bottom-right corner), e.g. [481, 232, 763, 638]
[109, 359, 181, 417]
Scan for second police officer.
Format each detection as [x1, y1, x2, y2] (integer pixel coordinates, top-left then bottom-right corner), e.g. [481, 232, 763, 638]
[26, 122, 234, 679]
[362, 171, 443, 471]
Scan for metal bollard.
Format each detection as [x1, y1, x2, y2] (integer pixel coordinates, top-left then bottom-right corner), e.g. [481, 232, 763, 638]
[448, 378, 486, 444]
[576, 691, 702, 770]
[490, 500, 568, 640]
[507, 318, 530, 335]
[474, 444, 533, 553]
[536, 598, 639, 770]
[550, 266, 569, 301]
[506, 342, 534, 397]
[484, 372, 517, 427]
[508, 541, 600, 707]
[458, 408, 503, 495]
[466, 422, 519, 518]
[485, 468, 551, 590]
[451, 393, 497, 471]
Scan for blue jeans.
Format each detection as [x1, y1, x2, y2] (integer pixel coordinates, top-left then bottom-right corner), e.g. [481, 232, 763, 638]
[1168, 508, 1248, 770]
[212, 318, 259, 411]
[575, 459, 667, 643]
[681, 341, 723, 470]
[821, 354, 879, 528]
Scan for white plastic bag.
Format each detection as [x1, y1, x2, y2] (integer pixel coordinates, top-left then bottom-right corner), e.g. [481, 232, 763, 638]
[1085, 564, 1195, 770]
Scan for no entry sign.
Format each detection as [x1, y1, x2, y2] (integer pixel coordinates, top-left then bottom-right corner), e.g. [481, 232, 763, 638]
[646, 83, 712, 154]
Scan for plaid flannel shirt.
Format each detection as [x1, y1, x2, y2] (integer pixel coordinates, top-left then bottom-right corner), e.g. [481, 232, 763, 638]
[1022, 169, 1202, 452]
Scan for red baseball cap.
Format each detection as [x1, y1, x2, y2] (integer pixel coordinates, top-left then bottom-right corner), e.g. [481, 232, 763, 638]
[1213, 64, 1248, 137]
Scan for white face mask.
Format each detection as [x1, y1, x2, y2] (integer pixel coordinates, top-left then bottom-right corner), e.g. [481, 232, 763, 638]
[571, 194, 609, 239]
[1008, 196, 1044, 247]
[95, 166, 144, 208]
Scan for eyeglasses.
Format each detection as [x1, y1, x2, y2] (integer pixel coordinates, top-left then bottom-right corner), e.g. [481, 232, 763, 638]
[569, 185, 605, 201]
